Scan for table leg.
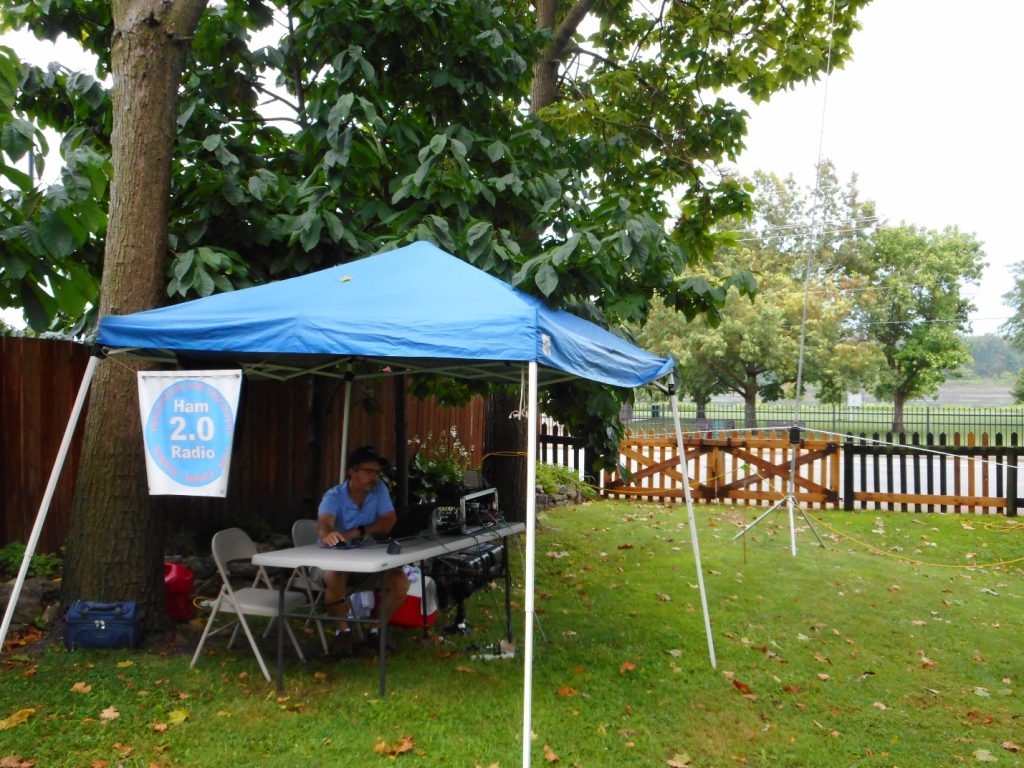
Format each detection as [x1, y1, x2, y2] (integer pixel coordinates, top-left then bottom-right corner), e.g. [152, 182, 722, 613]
[503, 536, 513, 642]
[276, 581, 285, 692]
[378, 578, 388, 698]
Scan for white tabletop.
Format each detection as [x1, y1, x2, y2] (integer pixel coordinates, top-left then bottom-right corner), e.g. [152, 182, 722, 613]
[252, 522, 525, 573]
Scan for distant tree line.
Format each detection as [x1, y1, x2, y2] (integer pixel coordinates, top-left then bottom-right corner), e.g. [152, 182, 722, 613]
[963, 335, 1024, 379]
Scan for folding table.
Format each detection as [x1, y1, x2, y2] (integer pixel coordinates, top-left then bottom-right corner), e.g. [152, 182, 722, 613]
[252, 521, 525, 694]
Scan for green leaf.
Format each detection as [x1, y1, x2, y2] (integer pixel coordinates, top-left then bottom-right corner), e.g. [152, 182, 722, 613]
[412, 158, 433, 187]
[0, 163, 33, 191]
[39, 211, 75, 259]
[549, 235, 579, 267]
[2, 118, 35, 162]
[535, 262, 558, 296]
[201, 134, 222, 151]
[428, 133, 447, 155]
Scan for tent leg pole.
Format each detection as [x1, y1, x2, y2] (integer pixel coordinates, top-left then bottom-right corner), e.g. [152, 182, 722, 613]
[339, 375, 353, 483]
[668, 377, 716, 669]
[1, 354, 99, 652]
[521, 362, 538, 768]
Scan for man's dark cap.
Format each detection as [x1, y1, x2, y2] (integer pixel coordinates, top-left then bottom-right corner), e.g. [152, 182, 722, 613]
[346, 445, 388, 471]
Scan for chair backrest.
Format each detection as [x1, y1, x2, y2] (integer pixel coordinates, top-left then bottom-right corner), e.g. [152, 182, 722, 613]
[291, 518, 319, 547]
[211, 527, 257, 574]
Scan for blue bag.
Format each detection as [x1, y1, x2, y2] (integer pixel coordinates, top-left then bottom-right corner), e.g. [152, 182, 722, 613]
[64, 600, 142, 650]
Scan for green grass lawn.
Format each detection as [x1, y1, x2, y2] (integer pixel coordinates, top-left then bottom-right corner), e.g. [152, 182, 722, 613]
[2, 501, 1023, 767]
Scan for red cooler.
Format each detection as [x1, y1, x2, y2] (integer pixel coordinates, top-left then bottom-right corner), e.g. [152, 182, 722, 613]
[163, 562, 194, 621]
[390, 568, 437, 627]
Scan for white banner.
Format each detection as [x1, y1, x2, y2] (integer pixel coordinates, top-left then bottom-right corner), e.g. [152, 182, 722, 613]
[137, 370, 243, 496]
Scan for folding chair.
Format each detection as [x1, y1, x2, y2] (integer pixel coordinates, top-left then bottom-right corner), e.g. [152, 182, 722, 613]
[284, 518, 329, 654]
[190, 527, 308, 683]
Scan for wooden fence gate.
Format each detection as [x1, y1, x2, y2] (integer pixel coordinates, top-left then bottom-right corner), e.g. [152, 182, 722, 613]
[603, 429, 841, 507]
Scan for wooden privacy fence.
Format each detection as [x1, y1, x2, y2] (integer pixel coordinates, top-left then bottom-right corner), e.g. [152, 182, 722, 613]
[1, 337, 486, 552]
[540, 428, 1021, 516]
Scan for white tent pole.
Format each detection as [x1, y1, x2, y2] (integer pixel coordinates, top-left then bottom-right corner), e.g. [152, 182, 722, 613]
[521, 361, 538, 768]
[668, 373, 717, 668]
[1, 354, 99, 652]
[339, 375, 353, 483]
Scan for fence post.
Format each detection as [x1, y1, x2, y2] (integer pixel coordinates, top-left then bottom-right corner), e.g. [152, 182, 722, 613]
[1007, 449, 1018, 518]
[843, 435, 854, 511]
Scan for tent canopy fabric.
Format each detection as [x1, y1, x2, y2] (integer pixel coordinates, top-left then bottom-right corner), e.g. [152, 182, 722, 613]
[96, 241, 675, 388]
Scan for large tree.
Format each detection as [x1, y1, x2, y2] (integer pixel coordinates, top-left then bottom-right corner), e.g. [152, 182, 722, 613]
[635, 166, 879, 425]
[855, 224, 984, 433]
[1, 0, 868, 623]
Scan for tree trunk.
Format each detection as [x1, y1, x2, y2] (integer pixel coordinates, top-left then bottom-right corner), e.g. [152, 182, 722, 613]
[743, 392, 758, 429]
[892, 391, 907, 435]
[530, 0, 598, 112]
[62, 0, 208, 631]
[743, 373, 759, 428]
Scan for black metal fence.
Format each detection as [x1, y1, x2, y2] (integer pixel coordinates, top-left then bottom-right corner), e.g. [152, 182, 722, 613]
[622, 402, 1024, 438]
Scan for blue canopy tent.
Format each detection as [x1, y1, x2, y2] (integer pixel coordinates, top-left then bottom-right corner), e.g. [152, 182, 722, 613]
[2, 241, 715, 768]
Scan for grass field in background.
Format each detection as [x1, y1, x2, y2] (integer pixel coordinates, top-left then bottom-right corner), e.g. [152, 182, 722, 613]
[2, 501, 1023, 767]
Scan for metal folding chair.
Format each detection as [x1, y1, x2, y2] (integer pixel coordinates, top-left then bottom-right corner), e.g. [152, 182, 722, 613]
[190, 527, 308, 682]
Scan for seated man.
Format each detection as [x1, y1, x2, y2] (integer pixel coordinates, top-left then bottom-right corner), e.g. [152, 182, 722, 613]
[318, 445, 410, 649]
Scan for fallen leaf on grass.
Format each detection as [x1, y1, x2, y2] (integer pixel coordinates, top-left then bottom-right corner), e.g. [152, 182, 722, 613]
[454, 665, 474, 674]
[920, 654, 936, 669]
[373, 735, 415, 757]
[0, 756, 36, 768]
[99, 707, 119, 721]
[667, 753, 692, 767]
[817, 673, 831, 681]
[617, 543, 633, 550]
[657, 594, 671, 602]
[872, 701, 887, 711]
[0, 709, 35, 730]
[152, 723, 169, 733]
[543, 744, 559, 762]
[814, 653, 830, 664]
[973, 748, 998, 762]
[112, 743, 132, 759]
[2, 628, 43, 652]
[115, 661, 133, 668]
[732, 680, 752, 695]
[168, 709, 188, 725]
[70, 682, 91, 694]
[1003, 741, 1022, 753]
[619, 661, 636, 675]
[555, 687, 577, 698]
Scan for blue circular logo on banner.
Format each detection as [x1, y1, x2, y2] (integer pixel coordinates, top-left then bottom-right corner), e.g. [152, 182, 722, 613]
[145, 379, 235, 487]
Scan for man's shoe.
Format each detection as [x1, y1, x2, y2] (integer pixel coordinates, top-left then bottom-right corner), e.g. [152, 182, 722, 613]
[363, 630, 397, 655]
[330, 629, 354, 658]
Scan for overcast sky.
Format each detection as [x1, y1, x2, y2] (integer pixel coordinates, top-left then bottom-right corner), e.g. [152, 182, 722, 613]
[732, 0, 1024, 335]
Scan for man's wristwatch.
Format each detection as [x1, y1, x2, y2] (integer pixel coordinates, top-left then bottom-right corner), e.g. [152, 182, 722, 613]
[358, 524, 367, 537]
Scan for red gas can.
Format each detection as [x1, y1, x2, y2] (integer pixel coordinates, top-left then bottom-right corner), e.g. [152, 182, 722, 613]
[163, 562, 194, 621]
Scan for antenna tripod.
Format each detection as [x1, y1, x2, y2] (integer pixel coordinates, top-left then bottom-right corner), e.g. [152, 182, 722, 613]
[731, 426, 826, 555]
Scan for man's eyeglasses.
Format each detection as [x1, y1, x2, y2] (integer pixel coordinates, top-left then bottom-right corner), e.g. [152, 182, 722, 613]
[356, 466, 381, 476]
